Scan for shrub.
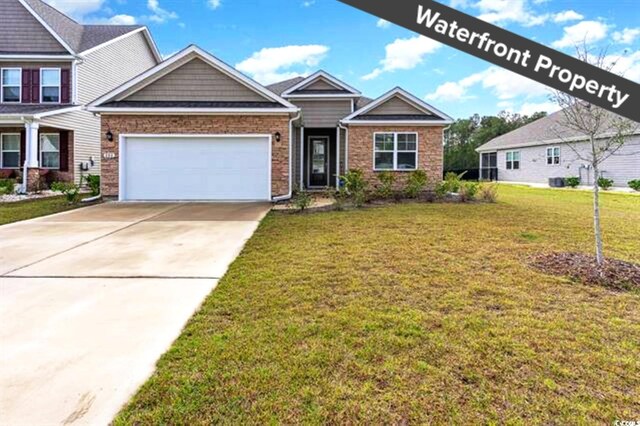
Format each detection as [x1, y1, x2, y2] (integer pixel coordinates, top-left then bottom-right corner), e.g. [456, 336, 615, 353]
[376, 171, 395, 199]
[564, 176, 580, 188]
[478, 183, 498, 203]
[405, 170, 428, 199]
[341, 169, 368, 207]
[0, 178, 16, 195]
[292, 189, 312, 212]
[51, 181, 81, 204]
[434, 182, 448, 199]
[628, 179, 640, 192]
[459, 182, 479, 202]
[597, 177, 614, 190]
[85, 174, 101, 196]
[443, 171, 468, 193]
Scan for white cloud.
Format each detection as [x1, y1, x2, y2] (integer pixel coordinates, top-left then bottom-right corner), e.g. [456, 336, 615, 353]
[207, 0, 222, 9]
[107, 14, 137, 25]
[236, 45, 329, 84]
[363, 36, 441, 80]
[44, 0, 105, 19]
[377, 19, 391, 29]
[552, 20, 609, 48]
[602, 50, 640, 82]
[517, 101, 560, 115]
[553, 10, 584, 23]
[426, 66, 549, 102]
[613, 28, 640, 45]
[146, 0, 178, 23]
[302, 0, 316, 6]
[474, 0, 548, 27]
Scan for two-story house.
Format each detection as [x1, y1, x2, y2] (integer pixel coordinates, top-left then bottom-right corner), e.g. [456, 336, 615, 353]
[0, 0, 161, 192]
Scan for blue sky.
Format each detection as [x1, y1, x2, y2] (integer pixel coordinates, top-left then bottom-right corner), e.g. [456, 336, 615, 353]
[49, 0, 640, 119]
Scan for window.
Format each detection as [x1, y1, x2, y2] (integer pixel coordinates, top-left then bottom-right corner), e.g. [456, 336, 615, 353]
[41, 68, 61, 103]
[1, 134, 20, 168]
[546, 147, 560, 165]
[40, 134, 60, 169]
[1, 68, 21, 103]
[374, 132, 418, 171]
[506, 151, 520, 170]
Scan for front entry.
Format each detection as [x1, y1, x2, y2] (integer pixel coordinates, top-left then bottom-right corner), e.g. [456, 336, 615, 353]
[308, 136, 329, 188]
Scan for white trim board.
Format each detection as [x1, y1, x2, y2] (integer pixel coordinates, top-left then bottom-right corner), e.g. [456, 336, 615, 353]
[89, 108, 297, 114]
[79, 27, 162, 63]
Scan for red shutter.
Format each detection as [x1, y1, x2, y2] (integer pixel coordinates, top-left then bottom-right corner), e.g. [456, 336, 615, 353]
[59, 132, 69, 171]
[31, 69, 40, 103]
[20, 130, 26, 168]
[61, 69, 70, 103]
[22, 69, 32, 103]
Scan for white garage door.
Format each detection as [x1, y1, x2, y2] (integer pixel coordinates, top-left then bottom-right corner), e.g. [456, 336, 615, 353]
[121, 135, 271, 201]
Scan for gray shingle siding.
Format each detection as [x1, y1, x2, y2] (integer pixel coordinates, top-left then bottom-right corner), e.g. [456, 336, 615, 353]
[491, 136, 640, 187]
[295, 100, 352, 128]
[0, 0, 68, 53]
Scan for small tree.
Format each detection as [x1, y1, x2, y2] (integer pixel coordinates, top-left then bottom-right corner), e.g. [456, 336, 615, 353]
[550, 44, 638, 266]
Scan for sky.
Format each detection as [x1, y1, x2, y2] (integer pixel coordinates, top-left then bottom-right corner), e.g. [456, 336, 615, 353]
[46, 0, 640, 119]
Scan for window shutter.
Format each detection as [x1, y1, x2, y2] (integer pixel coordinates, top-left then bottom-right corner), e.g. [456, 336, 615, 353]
[20, 130, 26, 167]
[59, 132, 69, 172]
[61, 69, 70, 103]
[22, 69, 32, 103]
[31, 69, 40, 103]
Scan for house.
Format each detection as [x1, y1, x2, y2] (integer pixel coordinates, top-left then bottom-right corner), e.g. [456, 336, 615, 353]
[476, 110, 640, 188]
[88, 45, 453, 201]
[0, 0, 161, 192]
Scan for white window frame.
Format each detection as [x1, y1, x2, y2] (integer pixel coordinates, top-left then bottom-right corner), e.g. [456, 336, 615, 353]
[506, 150, 520, 170]
[1, 68, 22, 103]
[1, 133, 21, 169]
[40, 68, 61, 104]
[546, 146, 560, 165]
[373, 132, 419, 171]
[39, 133, 60, 169]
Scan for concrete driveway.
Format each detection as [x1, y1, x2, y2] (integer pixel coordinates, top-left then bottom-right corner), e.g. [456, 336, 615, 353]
[0, 202, 270, 425]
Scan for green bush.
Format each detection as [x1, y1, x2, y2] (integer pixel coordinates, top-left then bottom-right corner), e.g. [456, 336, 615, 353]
[628, 179, 640, 192]
[0, 178, 16, 195]
[86, 174, 101, 196]
[405, 170, 428, 199]
[443, 171, 468, 193]
[564, 176, 580, 188]
[51, 181, 81, 204]
[597, 177, 614, 190]
[435, 182, 448, 199]
[459, 181, 479, 202]
[376, 171, 395, 199]
[292, 189, 312, 212]
[478, 183, 498, 203]
[341, 169, 368, 207]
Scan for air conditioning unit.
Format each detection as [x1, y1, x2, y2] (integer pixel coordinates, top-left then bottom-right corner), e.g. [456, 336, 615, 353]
[548, 177, 565, 188]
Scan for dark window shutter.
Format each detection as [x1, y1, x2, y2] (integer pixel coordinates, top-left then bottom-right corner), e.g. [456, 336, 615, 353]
[61, 69, 70, 103]
[22, 70, 32, 103]
[31, 69, 40, 103]
[59, 132, 69, 171]
[20, 130, 26, 167]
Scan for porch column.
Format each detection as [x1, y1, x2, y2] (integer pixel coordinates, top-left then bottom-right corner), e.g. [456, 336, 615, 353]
[300, 126, 305, 189]
[479, 152, 483, 180]
[24, 121, 39, 167]
[336, 126, 341, 188]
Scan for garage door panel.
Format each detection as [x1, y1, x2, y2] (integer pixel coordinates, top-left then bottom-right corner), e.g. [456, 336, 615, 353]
[123, 136, 270, 201]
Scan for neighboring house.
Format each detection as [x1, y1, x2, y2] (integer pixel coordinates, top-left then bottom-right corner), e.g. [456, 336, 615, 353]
[88, 45, 453, 201]
[476, 110, 640, 188]
[0, 0, 161, 191]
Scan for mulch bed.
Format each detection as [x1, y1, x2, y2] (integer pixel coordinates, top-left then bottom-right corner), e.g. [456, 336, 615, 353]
[529, 252, 640, 292]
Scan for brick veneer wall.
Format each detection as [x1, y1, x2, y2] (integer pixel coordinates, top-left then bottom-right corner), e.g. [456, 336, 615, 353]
[347, 125, 444, 189]
[100, 115, 290, 198]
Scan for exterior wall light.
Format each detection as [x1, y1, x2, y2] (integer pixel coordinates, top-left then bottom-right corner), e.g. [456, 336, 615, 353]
[106, 130, 114, 142]
[274, 132, 281, 142]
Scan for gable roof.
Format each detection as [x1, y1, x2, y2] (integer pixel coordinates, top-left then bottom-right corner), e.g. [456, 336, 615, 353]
[476, 110, 640, 152]
[342, 87, 453, 125]
[88, 45, 298, 113]
[10, 0, 159, 59]
[267, 77, 305, 96]
[281, 71, 361, 98]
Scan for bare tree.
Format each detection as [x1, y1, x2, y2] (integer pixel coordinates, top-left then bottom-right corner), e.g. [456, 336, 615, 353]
[550, 44, 638, 266]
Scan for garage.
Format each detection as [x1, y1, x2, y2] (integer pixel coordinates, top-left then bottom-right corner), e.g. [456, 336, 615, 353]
[120, 135, 271, 201]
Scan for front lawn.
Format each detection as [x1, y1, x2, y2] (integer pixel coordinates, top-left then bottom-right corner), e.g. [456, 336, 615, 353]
[0, 195, 98, 226]
[116, 185, 640, 424]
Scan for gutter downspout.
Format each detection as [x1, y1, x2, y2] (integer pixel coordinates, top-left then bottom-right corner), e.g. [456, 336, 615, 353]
[338, 122, 349, 173]
[273, 110, 302, 202]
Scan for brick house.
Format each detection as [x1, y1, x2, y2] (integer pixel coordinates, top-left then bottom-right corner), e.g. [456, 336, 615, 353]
[89, 45, 453, 201]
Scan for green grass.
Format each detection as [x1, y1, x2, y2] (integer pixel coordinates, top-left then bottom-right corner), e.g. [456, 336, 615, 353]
[116, 185, 640, 424]
[0, 195, 97, 225]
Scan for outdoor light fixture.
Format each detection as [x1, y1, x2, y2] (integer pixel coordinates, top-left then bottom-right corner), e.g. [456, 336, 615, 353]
[274, 132, 281, 142]
[106, 130, 114, 142]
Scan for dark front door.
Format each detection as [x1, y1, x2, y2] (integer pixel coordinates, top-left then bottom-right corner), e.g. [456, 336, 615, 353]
[309, 137, 328, 187]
